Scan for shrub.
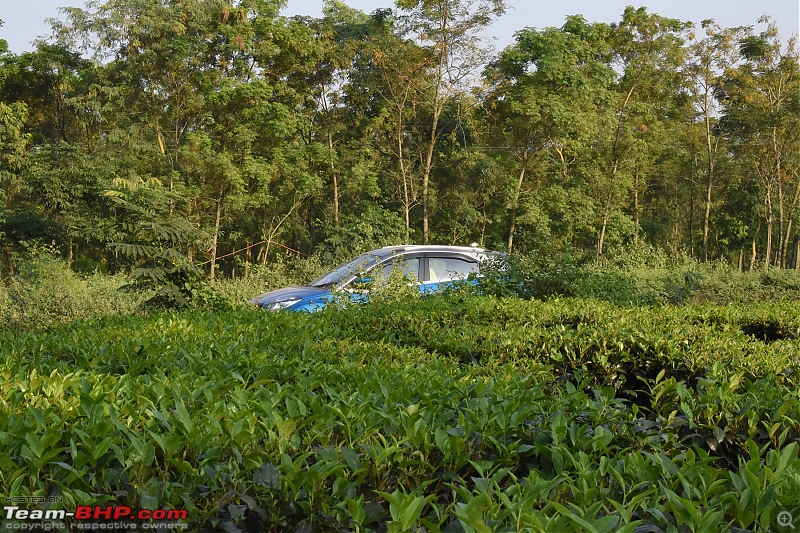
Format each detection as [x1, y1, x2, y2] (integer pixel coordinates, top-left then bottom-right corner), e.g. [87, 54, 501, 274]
[602, 241, 676, 270]
[212, 256, 329, 308]
[2, 297, 800, 531]
[474, 244, 800, 306]
[476, 249, 587, 300]
[313, 205, 408, 266]
[0, 254, 143, 329]
[573, 267, 653, 305]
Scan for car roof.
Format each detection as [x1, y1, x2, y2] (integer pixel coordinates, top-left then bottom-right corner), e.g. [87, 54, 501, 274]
[377, 244, 495, 255]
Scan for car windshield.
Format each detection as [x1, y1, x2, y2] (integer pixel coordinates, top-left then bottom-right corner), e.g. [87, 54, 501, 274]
[308, 251, 393, 287]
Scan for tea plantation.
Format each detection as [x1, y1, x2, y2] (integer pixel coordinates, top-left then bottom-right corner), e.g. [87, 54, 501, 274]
[2, 295, 800, 531]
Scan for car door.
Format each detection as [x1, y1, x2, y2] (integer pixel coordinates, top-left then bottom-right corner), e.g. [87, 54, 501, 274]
[420, 253, 480, 294]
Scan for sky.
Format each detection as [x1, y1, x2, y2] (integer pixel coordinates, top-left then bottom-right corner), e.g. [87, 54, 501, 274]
[1, 0, 798, 55]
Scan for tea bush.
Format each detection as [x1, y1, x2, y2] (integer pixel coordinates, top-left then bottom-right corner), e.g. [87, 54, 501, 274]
[2, 296, 800, 531]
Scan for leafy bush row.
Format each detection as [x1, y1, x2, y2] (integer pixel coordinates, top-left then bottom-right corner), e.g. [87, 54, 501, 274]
[2, 297, 800, 531]
[0, 255, 329, 329]
[5, 244, 800, 330]
[476, 244, 800, 305]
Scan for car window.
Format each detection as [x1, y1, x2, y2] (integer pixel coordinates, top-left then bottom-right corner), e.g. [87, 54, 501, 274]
[426, 257, 478, 282]
[340, 257, 419, 289]
[378, 258, 420, 283]
[308, 252, 390, 287]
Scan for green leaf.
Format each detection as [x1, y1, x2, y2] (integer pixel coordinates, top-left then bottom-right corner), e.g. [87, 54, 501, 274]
[228, 504, 246, 521]
[277, 418, 296, 439]
[593, 514, 620, 533]
[140, 494, 158, 511]
[776, 442, 799, 472]
[341, 446, 361, 471]
[174, 398, 194, 433]
[254, 463, 280, 489]
[401, 496, 426, 530]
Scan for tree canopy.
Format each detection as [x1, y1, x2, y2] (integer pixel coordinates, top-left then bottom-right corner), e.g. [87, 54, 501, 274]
[1, 1, 799, 280]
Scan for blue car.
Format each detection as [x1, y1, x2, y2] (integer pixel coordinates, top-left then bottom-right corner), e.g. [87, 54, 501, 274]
[251, 245, 502, 311]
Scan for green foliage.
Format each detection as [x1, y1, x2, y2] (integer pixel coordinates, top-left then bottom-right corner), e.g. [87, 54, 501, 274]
[571, 267, 649, 305]
[476, 250, 586, 300]
[0, 254, 142, 329]
[2, 3, 800, 529]
[105, 179, 207, 309]
[1, 296, 800, 530]
[0, 99, 30, 250]
[1, 4, 799, 273]
[314, 205, 407, 265]
[475, 243, 800, 306]
[360, 262, 422, 305]
[212, 256, 329, 307]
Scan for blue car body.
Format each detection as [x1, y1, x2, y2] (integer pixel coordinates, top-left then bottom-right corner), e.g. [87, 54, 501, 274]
[251, 245, 502, 312]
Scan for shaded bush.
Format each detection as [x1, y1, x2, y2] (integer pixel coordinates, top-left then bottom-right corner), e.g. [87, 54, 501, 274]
[476, 248, 588, 300]
[477, 243, 800, 306]
[0, 254, 143, 329]
[212, 255, 329, 308]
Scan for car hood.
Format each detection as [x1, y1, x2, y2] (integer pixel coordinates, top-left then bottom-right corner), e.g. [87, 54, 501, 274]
[250, 285, 331, 308]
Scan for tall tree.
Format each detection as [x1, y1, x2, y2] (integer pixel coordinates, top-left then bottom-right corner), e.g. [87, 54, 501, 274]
[55, 0, 326, 276]
[0, 28, 31, 274]
[357, 9, 431, 241]
[725, 20, 800, 268]
[483, 16, 615, 252]
[595, 7, 690, 257]
[684, 21, 744, 261]
[284, 3, 370, 231]
[395, 0, 505, 243]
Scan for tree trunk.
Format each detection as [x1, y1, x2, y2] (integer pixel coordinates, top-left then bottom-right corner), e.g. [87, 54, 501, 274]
[765, 186, 773, 271]
[688, 183, 695, 259]
[397, 112, 411, 242]
[507, 146, 529, 253]
[598, 193, 612, 259]
[421, 120, 438, 244]
[421, 22, 449, 245]
[210, 194, 222, 281]
[750, 221, 760, 271]
[3, 244, 13, 277]
[599, 84, 635, 259]
[261, 239, 272, 266]
[772, 126, 785, 267]
[633, 167, 640, 243]
[795, 239, 800, 270]
[328, 132, 339, 229]
[702, 166, 713, 262]
[780, 172, 800, 268]
[783, 219, 794, 269]
[702, 95, 717, 263]
[778, 181, 785, 267]
[481, 205, 487, 247]
[244, 241, 251, 279]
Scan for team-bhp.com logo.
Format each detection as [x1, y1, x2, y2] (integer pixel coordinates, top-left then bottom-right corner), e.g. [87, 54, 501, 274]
[3, 503, 188, 530]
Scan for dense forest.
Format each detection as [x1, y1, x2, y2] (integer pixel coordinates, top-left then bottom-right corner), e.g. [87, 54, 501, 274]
[1, 0, 799, 284]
